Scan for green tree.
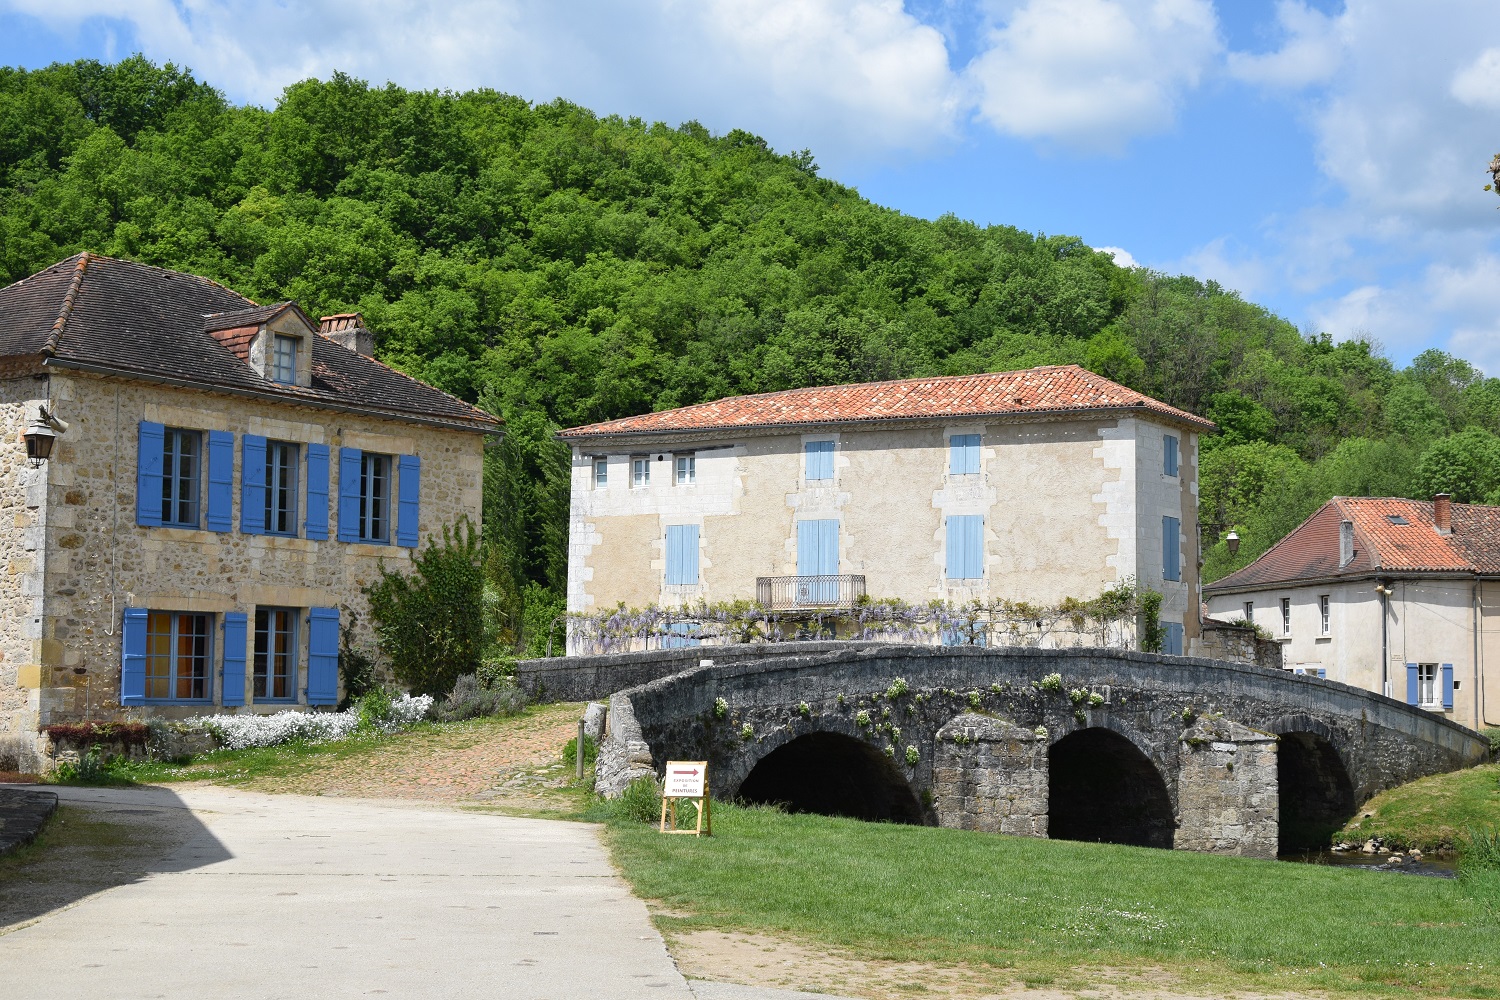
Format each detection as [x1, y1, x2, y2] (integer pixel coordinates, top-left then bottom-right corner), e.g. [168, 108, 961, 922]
[365, 518, 486, 697]
[1413, 429, 1500, 503]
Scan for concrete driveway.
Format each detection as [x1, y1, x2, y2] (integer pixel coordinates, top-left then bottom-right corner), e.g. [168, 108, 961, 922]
[1, 785, 694, 1000]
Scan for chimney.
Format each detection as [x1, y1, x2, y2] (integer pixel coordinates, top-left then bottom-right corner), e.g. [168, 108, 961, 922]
[319, 313, 374, 357]
[1434, 493, 1452, 535]
[1339, 519, 1355, 568]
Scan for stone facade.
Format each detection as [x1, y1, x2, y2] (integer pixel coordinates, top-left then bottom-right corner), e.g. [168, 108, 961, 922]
[0, 369, 485, 752]
[565, 413, 1202, 653]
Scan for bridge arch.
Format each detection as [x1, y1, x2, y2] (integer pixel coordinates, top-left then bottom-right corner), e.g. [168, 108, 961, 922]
[1269, 715, 1357, 851]
[1048, 724, 1176, 848]
[735, 729, 924, 823]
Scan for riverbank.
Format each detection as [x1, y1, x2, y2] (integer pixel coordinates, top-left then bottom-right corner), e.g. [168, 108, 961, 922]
[1338, 762, 1500, 853]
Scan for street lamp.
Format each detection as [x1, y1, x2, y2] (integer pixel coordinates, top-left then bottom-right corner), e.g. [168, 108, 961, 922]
[23, 406, 68, 468]
[1225, 530, 1240, 557]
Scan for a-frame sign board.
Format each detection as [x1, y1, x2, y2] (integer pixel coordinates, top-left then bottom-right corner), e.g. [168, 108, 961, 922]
[660, 760, 711, 837]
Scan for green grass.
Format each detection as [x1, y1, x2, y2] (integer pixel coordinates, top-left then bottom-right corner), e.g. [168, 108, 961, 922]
[606, 803, 1500, 997]
[1340, 763, 1500, 852]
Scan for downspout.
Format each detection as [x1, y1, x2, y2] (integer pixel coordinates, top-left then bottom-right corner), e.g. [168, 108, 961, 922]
[1380, 581, 1390, 698]
[1474, 579, 1483, 727]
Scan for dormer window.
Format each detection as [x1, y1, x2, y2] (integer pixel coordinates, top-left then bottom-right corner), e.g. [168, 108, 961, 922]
[271, 335, 298, 384]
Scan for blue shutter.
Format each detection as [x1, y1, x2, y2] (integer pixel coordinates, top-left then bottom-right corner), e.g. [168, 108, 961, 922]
[1164, 622, 1184, 655]
[136, 422, 164, 527]
[205, 431, 234, 533]
[819, 519, 838, 576]
[221, 612, 248, 707]
[1441, 663, 1454, 710]
[305, 443, 330, 541]
[240, 435, 267, 535]
[396, 454, 421, 547]
[1163, 516, 1181, 582]
[1164, 435, 1179, 477]
[666, 525, 699, 585]
[338, 447, 362, 543]
[307, 607, 340, 705]
[665, 622, 700, 649]
[805, 441, 833, 481]
[950, 434, 980, 475]
[797, 520, 819, 577]
[120, 607, 148, 705]
[947, 515, 982, 579]
[1405, 663, 1419, 705]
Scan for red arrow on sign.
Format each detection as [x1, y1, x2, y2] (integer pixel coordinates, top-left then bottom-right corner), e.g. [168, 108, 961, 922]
[672, 768, 700, 777]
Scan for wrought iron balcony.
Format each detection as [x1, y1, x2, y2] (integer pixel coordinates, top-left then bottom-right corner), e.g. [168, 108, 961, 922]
[756, 574, 866, 610]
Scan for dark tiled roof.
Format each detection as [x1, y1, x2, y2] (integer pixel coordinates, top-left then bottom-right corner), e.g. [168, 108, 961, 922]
[0, 254, 498, 432]
[1206, 497, 1500, 593]
[559, 365, 1214, 440]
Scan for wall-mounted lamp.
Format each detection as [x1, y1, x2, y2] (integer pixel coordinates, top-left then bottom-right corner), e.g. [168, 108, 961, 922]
[1225, 530, 1240, 556]
[1375, 583, 1393, 596]
[23, 405, 69, 468]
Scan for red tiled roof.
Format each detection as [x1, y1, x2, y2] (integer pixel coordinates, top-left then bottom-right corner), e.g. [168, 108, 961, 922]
[1206, 497, 1500, 592]
[559, 365, 1214, 439]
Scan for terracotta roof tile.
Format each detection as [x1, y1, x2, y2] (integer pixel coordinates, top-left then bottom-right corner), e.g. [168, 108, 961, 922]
[559, 365, 1213, 439]
[0, 254, 500, 432]
[1206, 496, 1500, 592]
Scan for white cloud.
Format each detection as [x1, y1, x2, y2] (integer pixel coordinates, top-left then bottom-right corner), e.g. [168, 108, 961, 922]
[965, 0, 1220, 152]
[1451, 46, 1500, 109]
[1225, 0, 1341, 89]
[1, 0, 962, 166]
[1166, 236, 1269, 298]
[1097, 246, 1138, 268]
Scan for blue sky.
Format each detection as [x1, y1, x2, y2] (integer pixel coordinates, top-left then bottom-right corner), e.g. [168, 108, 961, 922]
[3, 1, 1499, 371]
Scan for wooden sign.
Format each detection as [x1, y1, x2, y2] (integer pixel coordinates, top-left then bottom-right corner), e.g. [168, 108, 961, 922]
[660, 760, 711, 837]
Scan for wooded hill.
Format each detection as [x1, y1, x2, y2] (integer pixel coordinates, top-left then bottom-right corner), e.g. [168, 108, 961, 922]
[6, 57, 1499, 650]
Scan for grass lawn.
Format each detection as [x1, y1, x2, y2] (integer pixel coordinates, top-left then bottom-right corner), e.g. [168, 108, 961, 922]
[1340, 764, 1500, 853]
[607, 803, 1500, 998]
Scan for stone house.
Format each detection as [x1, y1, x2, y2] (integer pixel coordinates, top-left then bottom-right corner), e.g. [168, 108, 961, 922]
[560, 365, 1212, 655]
[1204, 494, 1500, 731]
[0, 254, 499, 750]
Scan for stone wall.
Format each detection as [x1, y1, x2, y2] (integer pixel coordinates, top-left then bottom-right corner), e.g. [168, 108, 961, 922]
[1174, 716, 1279, 858]
[0, 374, 53, 745]
[932, 714, 1048, 837]
[2, 369, 485, 744]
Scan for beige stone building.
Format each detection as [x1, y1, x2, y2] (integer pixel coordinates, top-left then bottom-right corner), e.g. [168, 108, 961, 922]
[0, 254, 498, 748]
[560, 365, 1211, 654]
[1204, 495, 1500, 732]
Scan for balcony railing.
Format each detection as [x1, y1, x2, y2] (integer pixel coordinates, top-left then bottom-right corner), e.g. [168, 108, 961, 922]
[756, 574, 867, 611]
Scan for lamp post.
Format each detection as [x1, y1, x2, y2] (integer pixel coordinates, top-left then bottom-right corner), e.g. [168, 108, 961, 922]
[23, 406, 67, 468]
[1225, 530, 1240, 557]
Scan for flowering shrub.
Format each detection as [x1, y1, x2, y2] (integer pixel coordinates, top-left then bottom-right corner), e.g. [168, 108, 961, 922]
[189, 694, 433, 751]
[567, 582, 1161, 654]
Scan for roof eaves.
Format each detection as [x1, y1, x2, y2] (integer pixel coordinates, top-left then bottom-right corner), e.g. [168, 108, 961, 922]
[45, 357, 502, 433]
[560, 400, 1213, 441]
[41, 253, 91, 358]
[1204, 567, 1479, 596]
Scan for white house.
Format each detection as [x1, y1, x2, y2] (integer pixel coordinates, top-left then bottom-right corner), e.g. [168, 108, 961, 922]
[1203, 494, 1500, 731]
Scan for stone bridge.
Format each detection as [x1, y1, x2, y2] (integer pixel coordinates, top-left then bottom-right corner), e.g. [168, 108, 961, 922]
[574, 644, 1488, 858]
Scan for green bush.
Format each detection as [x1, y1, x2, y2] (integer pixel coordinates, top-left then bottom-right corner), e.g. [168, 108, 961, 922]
[615, 775, 663, 824]
[563, 733, 599, 771]
[433, 672, 527, 723]
[356, 686, 395, 729]
[337, 605, 378, 707]
[1485, 728, 1500, 758]
[366, 518, 486, 697]
[51, 747, 134, 786]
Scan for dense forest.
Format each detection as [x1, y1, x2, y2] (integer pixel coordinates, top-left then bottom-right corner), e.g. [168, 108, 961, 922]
[5, 56, 1500, 651]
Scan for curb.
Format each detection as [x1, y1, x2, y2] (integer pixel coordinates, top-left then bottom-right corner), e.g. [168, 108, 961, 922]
[0, 787, 59, 857]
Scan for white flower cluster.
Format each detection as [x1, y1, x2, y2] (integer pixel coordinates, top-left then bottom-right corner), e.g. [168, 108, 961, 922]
[189, 694, 434, 751]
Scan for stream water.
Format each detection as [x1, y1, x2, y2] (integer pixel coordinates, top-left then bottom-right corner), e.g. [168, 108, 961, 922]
[1279, 849, 1457, 878]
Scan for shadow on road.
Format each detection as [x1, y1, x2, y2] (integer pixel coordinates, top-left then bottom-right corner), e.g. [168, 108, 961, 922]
[0, 784, 230, 932]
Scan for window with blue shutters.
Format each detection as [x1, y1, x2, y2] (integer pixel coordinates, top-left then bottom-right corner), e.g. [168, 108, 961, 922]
[1164, 434, 1179, 477]
[264, 441, 299, 536]
[338, 447, 361, 542]
[136, 422, 165, 527]
[945, 514, 984, 580]
[1162, 621, 1184, 656]
[796, 519, 840, 603]
[121, 607, 148, 704]
[665, 524, 700, 586]
[305, 444, 330, 540]
[206, 431, 233, 532]
[161, 427, 202, 527]
[1162, 515, 1181, 582]
[395, 454, 420, 547]
[143, 610, 213, 702]
[254, 608, 298, 701]
[1406, 662, 1420, 706]
[1441, 663, 1454, 710]
[359, 453, 392, 543]
[804, 440, 834, 482]
[307, 607, 340, 705]
[949, 434, 980, 476]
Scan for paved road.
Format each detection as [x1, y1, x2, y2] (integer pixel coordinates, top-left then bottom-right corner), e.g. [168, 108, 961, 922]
[0, 785, 706, 1000]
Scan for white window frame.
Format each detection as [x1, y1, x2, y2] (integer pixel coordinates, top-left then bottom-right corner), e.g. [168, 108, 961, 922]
[1418, 663, 1439, 707]
[1242, 600, 1254, 623]
[1319, 594, 1330, 635]
[675, 454, 695, 485]
[1280, 597, 1292, 636]
[593, 458, 608, 488]
[271, 334, 298, 384]
[253, 607, 300, 702]
[631, 456, 650, 488]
